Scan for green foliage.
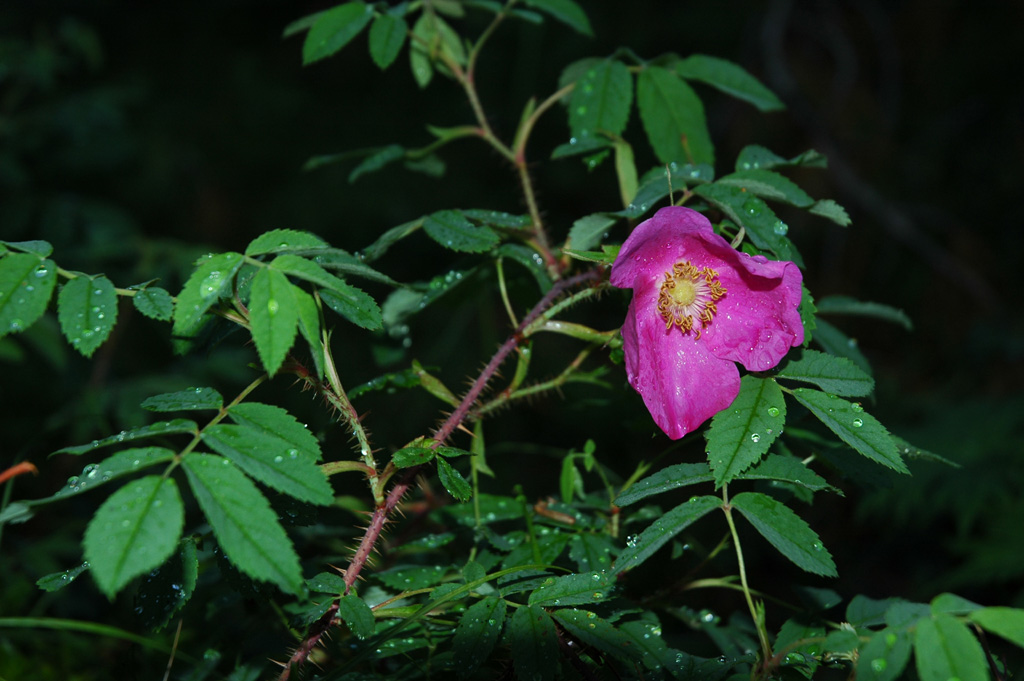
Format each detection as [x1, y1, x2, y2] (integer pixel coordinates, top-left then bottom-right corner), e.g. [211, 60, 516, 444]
[83, 476, 184, 598]
[3, 5, 1021, 681]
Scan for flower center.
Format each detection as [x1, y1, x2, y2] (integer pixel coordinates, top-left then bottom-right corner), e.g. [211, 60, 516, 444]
[657, 261, 726, 338]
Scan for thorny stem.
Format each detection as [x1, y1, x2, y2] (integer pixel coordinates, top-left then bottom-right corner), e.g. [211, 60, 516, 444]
[277, 268, 603, 681]
[721, 485, 774, 665]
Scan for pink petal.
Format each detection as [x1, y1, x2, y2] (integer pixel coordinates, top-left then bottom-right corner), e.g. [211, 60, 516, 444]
[622, 279, 741, 440]
[610, 207, 717, 290]
[703, 256, 804, 371]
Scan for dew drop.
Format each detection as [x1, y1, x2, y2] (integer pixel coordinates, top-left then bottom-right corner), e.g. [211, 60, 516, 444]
[273, 455, 284, 463]
[267, 299, 279, 314]
[750, 433, 761, 443]
[742, 198, 761, 216]
[851, 403, 864, 412]
[625, 534, 639, 548]
[852, 418, 864, 428]
[35, 267, 49, 278]
[772, 220, 789, 235]
[871, 659, 888, 673]
[811, 541, 824, 551]
[767, 406, 780, 417]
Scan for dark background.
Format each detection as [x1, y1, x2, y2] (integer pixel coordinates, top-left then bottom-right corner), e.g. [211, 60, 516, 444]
[2, 0, 1023, 675]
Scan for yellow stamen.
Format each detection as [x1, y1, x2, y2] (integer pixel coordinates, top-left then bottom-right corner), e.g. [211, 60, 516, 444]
[656, 261, 726, 339]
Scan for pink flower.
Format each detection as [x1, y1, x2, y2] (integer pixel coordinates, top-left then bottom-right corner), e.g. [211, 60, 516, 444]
[610, 206, 804, 440]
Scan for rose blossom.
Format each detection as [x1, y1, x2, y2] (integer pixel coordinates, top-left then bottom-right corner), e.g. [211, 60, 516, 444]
[610, 206, 804, 440]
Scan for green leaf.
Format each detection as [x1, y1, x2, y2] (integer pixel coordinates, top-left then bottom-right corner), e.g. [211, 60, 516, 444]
[914, 614, 988, 681]
[134, 538, 199, 632]
[509, 605, 559, 681]
[293, 287, 324, 378]
[360, 217, 422, 263]
[706, 376, 786, 487]
[776, 349, 875, 397]
[201, 424, 333, 505]
[931, 593, 981, 616]
[693, 183, 802, 266]
[392, 446, 435, 468]
[348, 144, 405, 182]
[2, 239, 54, 257]
[494, 244, 553, 292]
[811, 317, 872, 375]
[319, 282, 383, 330]
[182, 454, 303, 595]
[568, 533, 617, 573]
[308, 571, 347, 594]
[245, 229, 329, 256]
[312, 248, 399, 286]
[569, 59, 632, 140]
[730, 491, 837, 576]
[368, 13, 407, 69]
[522, 0, 592, 35]
[436, 457, 471, 501]
[791, 389, 907, 473]
[142, 387, 223, 412]
[408, 13, 434, 88]
[0, 254, 57, 338]
[560, 456, 583, 503]
[84, 476, 184, 599]
[227, 402, 323, 461]
[816, 295, 913, 331]
[552, 609, 644, 664]
[55, 420, 198, 455]
[614, 495, 720, 573]
[47, 447, 176, 501]
[809, 199, 851, 227]
[637, 65, 714, 166]
[615, 463, 713, 506]
[971, 607, 1024, 648]
[716, 169, 814, 207]
[302, 1, 374, 65]
[132, 286, 173, 321]
[463, 209, 533, 229]
[36, 562, 90, 592]
[172, 252, 245, 338]
[614, 163, 712, 218]
[268, 253, 348, 292]
[338, 594, 375, 639]
[249, 267, 300, 376]
[528, 571, 613, 607]
[614, 138, 639, 207]
[423, 210, 500, 253]
[736, 145, 827, 171]
[57, 275, 118, 357]
[567, 214, 616, 252]
[737, 454, 837, 494]
[453, 596, 506, 678]
[856, 628, 911, 681]
[673, 54, 784, 112]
